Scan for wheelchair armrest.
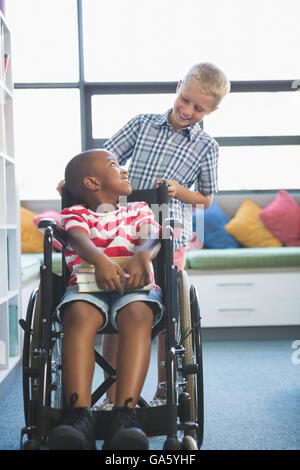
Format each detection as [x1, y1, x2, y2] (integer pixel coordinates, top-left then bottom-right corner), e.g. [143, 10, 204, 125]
[162, 218, 183, 240]
[37, 218, 68, 246]
[163, 218, 183, 229]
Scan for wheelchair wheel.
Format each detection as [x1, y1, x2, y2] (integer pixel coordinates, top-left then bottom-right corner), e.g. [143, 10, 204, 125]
[21, 285, 63, 430]
[181, 435, 198, 450]
[177, 269, 204, 448]
[50, 321, 63, 409]
[21, 286, 41, 427]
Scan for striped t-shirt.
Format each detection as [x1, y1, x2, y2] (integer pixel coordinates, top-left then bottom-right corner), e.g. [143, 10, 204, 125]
[60, 201, 160, 286]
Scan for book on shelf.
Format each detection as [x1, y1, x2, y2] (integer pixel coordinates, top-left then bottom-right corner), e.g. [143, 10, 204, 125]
[76, 257, 154, 293]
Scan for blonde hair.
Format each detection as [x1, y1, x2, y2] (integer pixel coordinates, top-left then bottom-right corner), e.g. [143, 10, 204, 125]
[183, 62, 230, 106]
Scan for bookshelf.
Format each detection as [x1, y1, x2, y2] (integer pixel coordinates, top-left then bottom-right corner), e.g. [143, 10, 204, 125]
[0, 10, 21, 392]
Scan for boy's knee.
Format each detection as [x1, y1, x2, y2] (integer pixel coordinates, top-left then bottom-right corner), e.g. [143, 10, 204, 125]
[117, 302, 153, 328]
[62, 302, 103, 330]
[63, 307, 89, 328]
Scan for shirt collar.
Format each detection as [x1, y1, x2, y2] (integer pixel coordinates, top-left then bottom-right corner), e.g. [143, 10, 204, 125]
[154, 109, 203, 141]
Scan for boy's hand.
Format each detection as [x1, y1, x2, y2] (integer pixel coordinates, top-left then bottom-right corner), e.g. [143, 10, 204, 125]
[156, 178, 213, 208]
[94, 257, 129, 294]
[122, 252, 151, 290]
[156, 178, 181, 199]
[56, 179, 65, 196]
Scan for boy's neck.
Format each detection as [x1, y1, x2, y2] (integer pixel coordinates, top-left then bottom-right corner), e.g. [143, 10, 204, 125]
[89, 201, 118, 213]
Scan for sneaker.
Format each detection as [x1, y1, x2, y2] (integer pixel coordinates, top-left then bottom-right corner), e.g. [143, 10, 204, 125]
[149, 395, 167, 407]
[92, 398, 114, 411]
[102, 398, 148, 450]
[47, 393, 96, 450]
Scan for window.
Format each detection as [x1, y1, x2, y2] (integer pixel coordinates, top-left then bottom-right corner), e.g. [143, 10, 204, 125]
[82, 0, 300, 81]
[204, 92, 300, 137]
[92, 93, 174, 138]
[218, 146, 300, 190]
[14, 89, 81, 199]
[5, 0, 300, 198]
[7, 0, 78, 82]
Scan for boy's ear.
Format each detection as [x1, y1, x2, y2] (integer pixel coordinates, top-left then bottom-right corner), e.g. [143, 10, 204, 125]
[83, 176, 102, 191]
[207, 105, 219, 115]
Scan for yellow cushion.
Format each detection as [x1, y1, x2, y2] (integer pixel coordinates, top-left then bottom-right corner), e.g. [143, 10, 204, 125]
[20, 206, 44, 253]
[225, 199, 282, 248]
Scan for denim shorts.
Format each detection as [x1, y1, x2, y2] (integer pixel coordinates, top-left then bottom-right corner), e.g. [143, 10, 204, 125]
[55, 285, 164, 332]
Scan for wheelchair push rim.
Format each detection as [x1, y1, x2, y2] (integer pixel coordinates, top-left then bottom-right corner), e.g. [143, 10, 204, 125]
[177, 269, 204, 449]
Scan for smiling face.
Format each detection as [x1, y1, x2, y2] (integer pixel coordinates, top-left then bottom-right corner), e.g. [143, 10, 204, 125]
[169, 80, 218, 131]
[90, 150, 132, 198]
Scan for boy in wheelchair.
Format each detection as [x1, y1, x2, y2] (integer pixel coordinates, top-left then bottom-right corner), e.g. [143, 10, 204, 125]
[48, 149, 163, 450]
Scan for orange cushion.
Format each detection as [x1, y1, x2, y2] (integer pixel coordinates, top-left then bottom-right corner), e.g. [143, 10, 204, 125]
[20, 206, 44, 253]
[225, 199, 282, 248]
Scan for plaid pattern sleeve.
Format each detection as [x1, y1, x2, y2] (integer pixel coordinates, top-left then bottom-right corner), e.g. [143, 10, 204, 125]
[103, 114, 142, 165]
[196, 141, 219, 195]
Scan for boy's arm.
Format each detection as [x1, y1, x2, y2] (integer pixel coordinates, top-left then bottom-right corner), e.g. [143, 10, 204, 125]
[104, 114, 141, 165]
[156, 178, 213, 209]
[67, 227, 129, 294]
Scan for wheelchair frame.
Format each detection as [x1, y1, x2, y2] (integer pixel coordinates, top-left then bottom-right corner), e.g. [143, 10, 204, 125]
[19, 181, 204, 450]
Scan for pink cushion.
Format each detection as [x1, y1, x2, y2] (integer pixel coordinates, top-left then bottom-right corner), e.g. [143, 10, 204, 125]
[259, 191, 300, 246]
[188, 233, 204, 250]
[33, 210, 62, 251]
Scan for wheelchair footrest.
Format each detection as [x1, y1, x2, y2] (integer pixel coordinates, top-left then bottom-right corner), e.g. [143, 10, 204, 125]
[93, 404, 178, 440]
[36, 404, 178, 441]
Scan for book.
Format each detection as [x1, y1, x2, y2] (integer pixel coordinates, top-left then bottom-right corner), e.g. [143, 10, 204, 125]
[76, 257, 154, 293]
[77, 281, 154, 293]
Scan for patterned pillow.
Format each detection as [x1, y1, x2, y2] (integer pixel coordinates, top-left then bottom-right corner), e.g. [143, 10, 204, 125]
[20, 207, 44, 253]
[193, 201, 240, 249]
[33, 210, 62, 251]
[225, 199, 282, 247]
[259, 190, 300, 246]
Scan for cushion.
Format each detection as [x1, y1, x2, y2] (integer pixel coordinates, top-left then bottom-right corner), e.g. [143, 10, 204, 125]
[187, 233, 204, 250]
[193, 201, 240, 249]
[186, 247, 300, 270]
[224, 199, 282, 247]
[259, 190, 300, 246]
[34, 252, 62, 275]
[20, 206, 44, 253]
[33, 210, 62, 251]
[21, 254, 41, 282]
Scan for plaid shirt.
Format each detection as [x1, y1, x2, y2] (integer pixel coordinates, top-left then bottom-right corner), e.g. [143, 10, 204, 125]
[104, 109, 219, 250]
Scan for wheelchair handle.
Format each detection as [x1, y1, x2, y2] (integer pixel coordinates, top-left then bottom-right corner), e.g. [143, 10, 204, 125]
[37, 218, 68, 246]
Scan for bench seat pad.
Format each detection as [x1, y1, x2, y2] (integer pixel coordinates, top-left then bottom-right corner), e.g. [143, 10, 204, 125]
[186, 247, 300, 270]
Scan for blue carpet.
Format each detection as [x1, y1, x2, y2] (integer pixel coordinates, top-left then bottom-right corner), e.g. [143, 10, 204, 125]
[0, 339, 299, 450]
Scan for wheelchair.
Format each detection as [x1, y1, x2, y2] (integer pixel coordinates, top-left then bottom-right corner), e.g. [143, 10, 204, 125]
[19, 181, 204, 450]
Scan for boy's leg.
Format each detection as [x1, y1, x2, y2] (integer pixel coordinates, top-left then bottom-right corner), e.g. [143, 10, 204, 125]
[114, 301, 154, 407]
[62, 300, 105, 407]
[48, 300, 105, 450]
[102, 300, 153, 450]
[102, 334, 118, 403]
